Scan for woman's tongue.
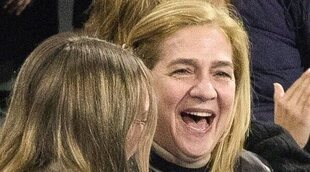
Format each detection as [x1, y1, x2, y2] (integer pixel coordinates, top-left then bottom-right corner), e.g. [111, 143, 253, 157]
[182, 115, 209, 131]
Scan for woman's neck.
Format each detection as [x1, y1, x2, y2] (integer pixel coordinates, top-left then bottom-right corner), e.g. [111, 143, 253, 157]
[152, 142, 210, 169]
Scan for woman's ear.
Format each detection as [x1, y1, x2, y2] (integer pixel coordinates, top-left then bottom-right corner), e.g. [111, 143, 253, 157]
[125, 120, 145, 160]
[126, 93, 150, 159]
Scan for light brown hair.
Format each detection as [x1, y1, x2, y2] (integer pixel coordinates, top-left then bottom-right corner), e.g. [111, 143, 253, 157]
[0, 32, 157, 172]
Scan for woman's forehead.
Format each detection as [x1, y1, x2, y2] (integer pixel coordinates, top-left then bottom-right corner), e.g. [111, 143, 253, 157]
[157, 24, 233, 64]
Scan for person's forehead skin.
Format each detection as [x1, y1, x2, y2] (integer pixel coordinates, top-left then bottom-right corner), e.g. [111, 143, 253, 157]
[160, 24, 232, 63]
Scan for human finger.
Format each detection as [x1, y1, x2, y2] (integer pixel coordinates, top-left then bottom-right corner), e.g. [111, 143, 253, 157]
[299, 73, 310, 110]
[273, 83, 285, 103]
[273, 83, 285, 121]
[285, 70, 310, 110]
[273, 82, 284, 111]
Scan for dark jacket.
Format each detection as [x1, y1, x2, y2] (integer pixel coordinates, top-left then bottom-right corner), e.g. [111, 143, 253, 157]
[149, 121, 310, 172]
[149, 149, 271, 172]
[246, 121, 310, 172]
[232, 0, 310, 121]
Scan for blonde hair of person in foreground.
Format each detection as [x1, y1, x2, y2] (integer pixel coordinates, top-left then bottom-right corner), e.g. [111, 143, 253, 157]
[0, 32, 157, 172]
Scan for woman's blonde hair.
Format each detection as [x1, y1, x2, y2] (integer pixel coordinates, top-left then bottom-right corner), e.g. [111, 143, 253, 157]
[0, 32, 157, 172]
[86, 0, 250, 171]
[85, 0, 163, 43]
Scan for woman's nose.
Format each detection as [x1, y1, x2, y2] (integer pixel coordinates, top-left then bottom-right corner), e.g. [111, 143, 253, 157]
[189, 79, 217, 102]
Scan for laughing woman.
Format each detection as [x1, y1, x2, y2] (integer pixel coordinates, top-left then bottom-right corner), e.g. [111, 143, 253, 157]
[86, 0, 271, 171]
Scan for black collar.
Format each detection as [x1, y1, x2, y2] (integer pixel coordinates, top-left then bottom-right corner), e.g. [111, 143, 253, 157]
[149, 150, 209, 172]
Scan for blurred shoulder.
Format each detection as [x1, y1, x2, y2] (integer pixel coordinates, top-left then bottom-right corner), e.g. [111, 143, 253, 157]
[234, 150, 272, 172]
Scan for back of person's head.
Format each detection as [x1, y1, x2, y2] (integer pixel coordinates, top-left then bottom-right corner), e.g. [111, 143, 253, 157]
[85, 0, 163, 43]
[0, 32, 157, 172]
[87, 0, 250, 171]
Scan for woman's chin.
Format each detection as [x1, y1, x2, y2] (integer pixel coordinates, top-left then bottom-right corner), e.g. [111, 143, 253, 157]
[175, 140, 213, 163]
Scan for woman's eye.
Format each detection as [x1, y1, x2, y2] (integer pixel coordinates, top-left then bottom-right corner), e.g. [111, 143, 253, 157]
[170, 69, 191, 75]
[215, 71, 232, 79]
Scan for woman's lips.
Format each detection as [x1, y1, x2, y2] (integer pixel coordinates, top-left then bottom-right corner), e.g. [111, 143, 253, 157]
[180, 111, 215, 132]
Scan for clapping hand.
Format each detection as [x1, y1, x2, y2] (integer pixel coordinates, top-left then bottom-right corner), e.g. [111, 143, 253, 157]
[274, 69, 310, 148]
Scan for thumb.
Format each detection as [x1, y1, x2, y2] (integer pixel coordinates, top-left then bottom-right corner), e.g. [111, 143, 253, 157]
[273, 83, 285, 102]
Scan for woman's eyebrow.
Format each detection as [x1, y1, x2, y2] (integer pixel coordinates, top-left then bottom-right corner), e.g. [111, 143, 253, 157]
[167, 58, 197, 67]
[210, 60, 234, 69]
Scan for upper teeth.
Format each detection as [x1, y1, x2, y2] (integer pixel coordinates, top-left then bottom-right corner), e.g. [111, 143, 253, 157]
[187, 112, 212, 117]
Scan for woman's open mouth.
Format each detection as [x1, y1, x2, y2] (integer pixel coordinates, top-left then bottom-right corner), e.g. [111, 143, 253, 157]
[180, 111, 215, 132]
